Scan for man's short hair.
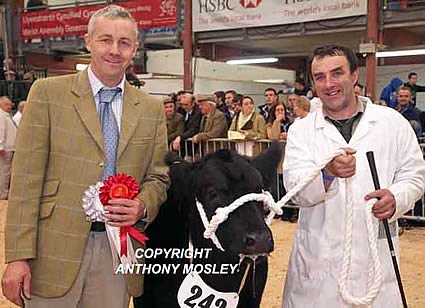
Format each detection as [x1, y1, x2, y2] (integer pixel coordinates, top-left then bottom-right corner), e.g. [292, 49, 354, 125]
[225, 90, 238, 102]
[264, 88, 277, 95]
[408, 72, 418, 79]
[310, 45, 359, 74]
[398, 86, 412, 95]
[87, 5, 138, 38]
[214, 91, 225, 102]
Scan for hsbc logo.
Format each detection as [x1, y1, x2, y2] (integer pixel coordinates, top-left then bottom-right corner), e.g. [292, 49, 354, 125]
[240, 0, 262, 8]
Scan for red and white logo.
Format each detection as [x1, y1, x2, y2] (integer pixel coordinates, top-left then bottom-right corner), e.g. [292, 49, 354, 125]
[240, 0, 262, 9]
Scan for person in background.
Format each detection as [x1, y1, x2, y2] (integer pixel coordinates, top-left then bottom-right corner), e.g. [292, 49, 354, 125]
[293, 96, 310, 120]
[214, 91, 232, 126]
[0, 96, 16, 200]
[164, 97, 184, 145]
[2, 6, 169, 308]
[404, 72, 425, 106]
[282, 44, 425, 307]
[395, 86, 422, 137]
[294, 79, 313, 98]
[192, 95, 228, 143]
[230, 95, 266, 140]
[259, 88, 279, 121]
[12, 101, 26, 127]
[172, 92, 202, 153]
[380, 77, 403, 109]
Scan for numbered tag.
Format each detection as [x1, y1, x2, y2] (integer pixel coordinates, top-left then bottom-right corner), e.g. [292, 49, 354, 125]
[177, 272, 239, 308]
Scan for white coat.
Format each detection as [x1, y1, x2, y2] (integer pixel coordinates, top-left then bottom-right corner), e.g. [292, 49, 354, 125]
[282, 100, 425, 308]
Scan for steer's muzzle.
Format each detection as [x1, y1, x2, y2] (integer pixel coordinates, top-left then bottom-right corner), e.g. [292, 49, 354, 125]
[241, 229, 274, 255]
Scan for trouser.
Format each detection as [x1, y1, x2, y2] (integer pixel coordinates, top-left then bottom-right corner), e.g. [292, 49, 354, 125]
[0, 151, 13, 200]
[26, 232, 129, 308]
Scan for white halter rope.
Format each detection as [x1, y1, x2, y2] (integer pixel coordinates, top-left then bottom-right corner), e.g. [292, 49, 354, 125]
[194, 148, 382, 306]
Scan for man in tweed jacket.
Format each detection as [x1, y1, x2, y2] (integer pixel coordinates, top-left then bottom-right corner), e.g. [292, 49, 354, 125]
[2, 5, 169, 308]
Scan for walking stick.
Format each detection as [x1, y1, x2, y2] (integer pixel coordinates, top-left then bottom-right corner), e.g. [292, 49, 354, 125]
[366, 151, 408, 308]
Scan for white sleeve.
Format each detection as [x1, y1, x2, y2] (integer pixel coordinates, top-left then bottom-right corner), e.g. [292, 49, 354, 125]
[283, 122, 338, 207]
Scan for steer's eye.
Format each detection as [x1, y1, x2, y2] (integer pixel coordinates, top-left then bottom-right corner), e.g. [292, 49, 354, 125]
[207, 187, 219, 200]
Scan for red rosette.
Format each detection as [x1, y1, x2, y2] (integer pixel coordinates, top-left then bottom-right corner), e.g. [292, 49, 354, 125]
[99, 174, 139, 205]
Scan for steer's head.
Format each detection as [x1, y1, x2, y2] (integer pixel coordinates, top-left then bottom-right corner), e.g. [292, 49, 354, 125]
[167, 142, 283, 260]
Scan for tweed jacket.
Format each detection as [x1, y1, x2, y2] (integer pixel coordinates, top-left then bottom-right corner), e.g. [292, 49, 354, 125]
[4, 70, 170, 298]
[166, 112, 184, 144]
[196, 108, 228, 141]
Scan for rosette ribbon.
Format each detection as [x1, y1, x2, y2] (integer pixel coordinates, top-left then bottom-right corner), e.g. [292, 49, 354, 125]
[82, 174, 148, 269]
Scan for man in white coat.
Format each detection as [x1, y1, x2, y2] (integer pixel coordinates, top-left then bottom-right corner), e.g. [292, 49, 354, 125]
[282, 45, 425, 307]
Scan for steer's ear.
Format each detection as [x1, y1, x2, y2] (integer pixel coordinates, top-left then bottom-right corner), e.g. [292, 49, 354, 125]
[251, 141, 283, 188]
[165, 152, 194, 197]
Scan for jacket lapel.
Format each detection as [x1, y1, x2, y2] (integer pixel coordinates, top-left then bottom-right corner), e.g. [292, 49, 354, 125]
[117, 82, 143, 160]
[72, 70, 104, 153]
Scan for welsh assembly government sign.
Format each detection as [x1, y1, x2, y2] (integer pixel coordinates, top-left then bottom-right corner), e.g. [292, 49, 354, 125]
[193, 0, 367, 32]
[21, 0, 176, 39]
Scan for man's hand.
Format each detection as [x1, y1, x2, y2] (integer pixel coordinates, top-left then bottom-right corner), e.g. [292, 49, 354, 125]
[324, 148, 356, 178]
[365, 189, 396, 220]
[104, 198, 145, 227]
[279, 132, 288, 140]
[172, 136, 181, 151]
[2, 260, 31, 307]
[192, 135, 199, 143]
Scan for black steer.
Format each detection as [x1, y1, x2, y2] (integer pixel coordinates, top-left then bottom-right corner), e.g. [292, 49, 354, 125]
[134, 142, 282, 308]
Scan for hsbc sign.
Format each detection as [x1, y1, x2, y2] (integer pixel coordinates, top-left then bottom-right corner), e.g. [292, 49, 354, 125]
[194, 0, 366, 32]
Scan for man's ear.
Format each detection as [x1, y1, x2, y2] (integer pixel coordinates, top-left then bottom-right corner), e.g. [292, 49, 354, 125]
[352, 69, 359, 87]
[251, 142, 283, 188]
[84, 33, 91, 52]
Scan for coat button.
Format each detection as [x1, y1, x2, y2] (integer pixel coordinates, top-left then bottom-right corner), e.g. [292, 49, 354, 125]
[99, 162, 105, 167]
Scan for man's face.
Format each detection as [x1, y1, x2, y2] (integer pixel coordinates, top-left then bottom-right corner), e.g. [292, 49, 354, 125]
[225, 93, 235, 106]
[409, 75, 418, 85]
[180, 95, 194, 113]
[287, 94, 298, 109]
[164, 102, 175, 118]
[397, 89, 412, 107]
[199, 101, 213, 115]
[85, 17, 138, 86]
[0, 98, 13, 113]
[264, 90, 277, 106]
[311, 55, 358, 114]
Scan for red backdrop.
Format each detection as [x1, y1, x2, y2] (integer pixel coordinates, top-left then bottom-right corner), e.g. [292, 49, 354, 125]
[21, 0, 176, 39]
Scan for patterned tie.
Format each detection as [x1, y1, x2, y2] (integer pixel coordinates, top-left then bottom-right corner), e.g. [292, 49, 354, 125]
[98, 88, 121, 181]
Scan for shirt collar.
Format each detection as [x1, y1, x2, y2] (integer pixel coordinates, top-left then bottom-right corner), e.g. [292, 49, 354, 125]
[87, 65, 125, 97]
[322, 96, 366, 121]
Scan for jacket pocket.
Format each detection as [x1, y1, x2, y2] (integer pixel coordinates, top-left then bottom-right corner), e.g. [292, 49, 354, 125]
[39, 201, 56, 219]
[39, 180, 60, 219]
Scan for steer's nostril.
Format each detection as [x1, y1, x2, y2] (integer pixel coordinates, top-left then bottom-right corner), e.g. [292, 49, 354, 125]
[245, 235, 256, 247]
[242, 232, 273, 255]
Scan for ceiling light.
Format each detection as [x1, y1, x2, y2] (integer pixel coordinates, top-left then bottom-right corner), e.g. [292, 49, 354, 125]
[376, 49, 425, 58]
[76, 63, 89, 71]
[226, 57, 279, 65]
[253, 79, 285, 84]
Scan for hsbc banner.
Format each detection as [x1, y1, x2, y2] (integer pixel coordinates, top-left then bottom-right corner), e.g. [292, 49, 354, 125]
[193, 0, 367, 32]
[21, 0, 176, 39]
